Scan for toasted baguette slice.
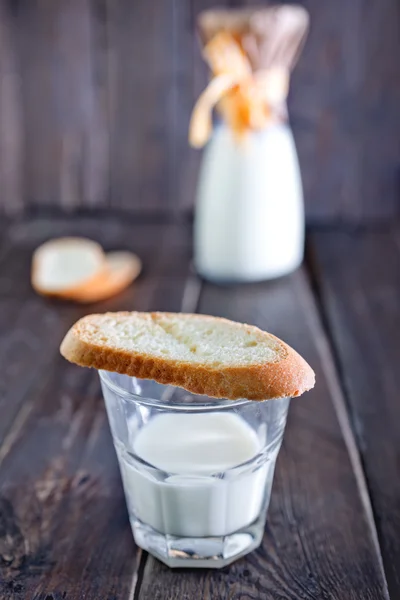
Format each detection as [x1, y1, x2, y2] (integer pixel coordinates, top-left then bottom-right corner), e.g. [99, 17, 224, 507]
[32, 237, 106, 298]
[60, 312, 315, 400]
[66, 252, 142, 303]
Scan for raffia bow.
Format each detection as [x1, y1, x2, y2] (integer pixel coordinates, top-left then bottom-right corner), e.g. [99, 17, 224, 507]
[189, 6, 309, 148]
[189, 31, 289, 148]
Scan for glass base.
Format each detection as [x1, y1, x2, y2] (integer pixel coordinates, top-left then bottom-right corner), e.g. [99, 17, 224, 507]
[132, 516, 265, 568]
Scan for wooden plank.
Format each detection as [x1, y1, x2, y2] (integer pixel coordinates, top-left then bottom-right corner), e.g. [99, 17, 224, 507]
[309, 229, 400, 597]
[0, 219, 197, 599]
[171, 0, 198, 214]
[289, 0, 360, 221]
[359, 0, 400, 220]
[0, 227, 87, 447]
[14, 0, 108, 210]
[291, 0, 400, 222]
[107, 0, 174, 212]
[138, 269, 388, 599]
[0, 0, 24, 215]
[0, 362, 137, 600]
[106, 0, 204, 215]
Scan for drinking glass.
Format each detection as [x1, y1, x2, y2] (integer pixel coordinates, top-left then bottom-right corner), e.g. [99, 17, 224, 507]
[100, 370, 290, 568]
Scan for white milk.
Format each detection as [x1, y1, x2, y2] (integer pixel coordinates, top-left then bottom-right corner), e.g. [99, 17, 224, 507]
[194, 123, 304, 282]
[115, 412, 273, 538]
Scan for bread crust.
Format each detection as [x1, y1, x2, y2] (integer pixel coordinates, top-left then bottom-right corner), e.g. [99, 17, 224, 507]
[60, 312, 315, 401]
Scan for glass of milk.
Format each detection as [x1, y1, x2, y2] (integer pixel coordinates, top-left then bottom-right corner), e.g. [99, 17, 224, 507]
[100, 370, 290, 568]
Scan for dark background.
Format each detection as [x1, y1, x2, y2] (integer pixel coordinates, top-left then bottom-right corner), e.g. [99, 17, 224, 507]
[1, 0, 399, 223]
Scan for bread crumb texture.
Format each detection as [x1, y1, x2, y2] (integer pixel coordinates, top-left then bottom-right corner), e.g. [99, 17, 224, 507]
[60, 312, 315, 400]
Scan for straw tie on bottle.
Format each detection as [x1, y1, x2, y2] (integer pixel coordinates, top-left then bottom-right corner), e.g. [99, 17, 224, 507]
[189, 5, 309, 148]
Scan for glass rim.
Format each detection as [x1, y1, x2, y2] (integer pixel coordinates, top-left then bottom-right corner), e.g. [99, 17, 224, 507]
[98, 369, 254, 410]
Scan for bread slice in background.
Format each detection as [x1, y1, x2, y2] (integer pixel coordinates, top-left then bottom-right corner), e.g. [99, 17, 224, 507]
[32, 240, 141, 303]
[32, 237, 107, 298]
[60, 312, 315, 400]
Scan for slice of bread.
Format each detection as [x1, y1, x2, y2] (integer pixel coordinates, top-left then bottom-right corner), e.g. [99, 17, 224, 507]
[60, 312, 315, 400]
[32, 237, 107, 298]
[66, 251, 142, 303]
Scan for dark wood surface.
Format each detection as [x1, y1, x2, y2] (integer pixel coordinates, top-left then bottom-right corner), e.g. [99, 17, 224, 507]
[309, 229, 400, 599]
[0, 216, 398, 599]
[1, 0, 399, 222]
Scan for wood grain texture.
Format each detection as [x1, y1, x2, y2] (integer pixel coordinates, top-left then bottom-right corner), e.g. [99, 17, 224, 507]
[289, 0, 361, 221]
[13, 0, 108, 211]
[0, 363, 137, 600]
[138, 269, 388, 599]
[292, 0, 400, 222]
[0, 1, 399, 221]
[0, 229, 87, 449]
[0, 219, 196, 599]
[107, 0, 174, 211]
[360, 0, 400, 221]
[309, 229, 400, 597]
[0, 0, 23, 215]
[171, 0, 200, 214]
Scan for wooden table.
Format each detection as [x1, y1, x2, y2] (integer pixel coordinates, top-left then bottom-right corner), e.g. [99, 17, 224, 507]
[0, 216, 399, 599]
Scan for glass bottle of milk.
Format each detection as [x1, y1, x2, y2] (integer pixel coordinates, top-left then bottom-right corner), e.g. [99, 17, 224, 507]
[194, 121, 304, 282]
[190, 5, 309, 283]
